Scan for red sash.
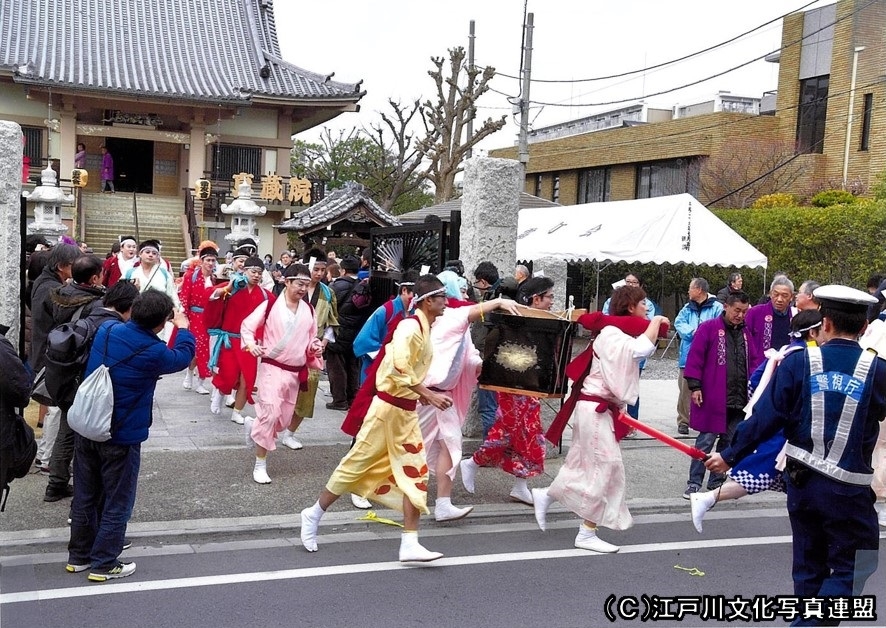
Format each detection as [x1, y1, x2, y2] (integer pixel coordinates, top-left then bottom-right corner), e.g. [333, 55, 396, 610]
[545, 313, 669, 445]
[341, 315, 424, 437]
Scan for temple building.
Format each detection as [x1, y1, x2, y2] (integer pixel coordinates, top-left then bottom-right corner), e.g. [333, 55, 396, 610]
[0, 0, 364, 261]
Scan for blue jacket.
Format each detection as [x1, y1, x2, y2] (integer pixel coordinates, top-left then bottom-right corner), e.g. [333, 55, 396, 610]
[353, 297, 407, 384]
[85, 320, 195, 445]
[673, 295, 723, 367]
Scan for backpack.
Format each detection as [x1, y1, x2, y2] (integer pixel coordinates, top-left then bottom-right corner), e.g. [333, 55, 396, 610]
[41, 305, 97, 410]
[0, 414, 37, 512]
[67, 323, 151, 442]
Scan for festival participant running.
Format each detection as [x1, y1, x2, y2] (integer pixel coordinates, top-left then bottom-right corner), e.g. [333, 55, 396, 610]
[690, 310, 822, 533]
[418, 280, 520, 522]
[206, 256, 275, 424]
[300, 275, 452, 562]
[102, 235, 138, 288]
[241, 264, 323, 484]
[124, 240, 181, 310]
[281, 249, 339, 451]
[178, 246, 218, 394]
[459, 276, 557, 506]
[531, 285, 667, 553]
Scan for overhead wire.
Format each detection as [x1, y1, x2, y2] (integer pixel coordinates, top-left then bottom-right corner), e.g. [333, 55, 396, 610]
[494, 0, 820, 84]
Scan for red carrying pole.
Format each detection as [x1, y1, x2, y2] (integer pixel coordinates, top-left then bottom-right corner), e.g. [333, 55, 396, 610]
[616, 413, 709, 461]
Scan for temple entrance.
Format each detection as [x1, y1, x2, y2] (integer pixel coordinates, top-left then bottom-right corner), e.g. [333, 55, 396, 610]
[105, 137, 154, 193]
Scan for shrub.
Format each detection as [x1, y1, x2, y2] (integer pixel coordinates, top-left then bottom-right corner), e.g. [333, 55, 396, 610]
[810, 189, 857, 207]
[751, 193, 800, 209]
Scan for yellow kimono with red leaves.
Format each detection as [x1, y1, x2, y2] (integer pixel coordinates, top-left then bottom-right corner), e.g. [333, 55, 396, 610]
[326, 310, 434, 513]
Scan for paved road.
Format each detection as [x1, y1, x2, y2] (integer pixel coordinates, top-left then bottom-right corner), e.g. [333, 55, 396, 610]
[2, 510, 884, 628]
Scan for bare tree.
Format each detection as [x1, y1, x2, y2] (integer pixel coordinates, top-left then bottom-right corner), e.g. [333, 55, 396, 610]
[417, 47, 507, 203]
[699, 139, 806, 208]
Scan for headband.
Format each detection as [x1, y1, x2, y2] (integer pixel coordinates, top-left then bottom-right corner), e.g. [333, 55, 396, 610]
[140, 246, 160, 255]
[409, 286, 446, 310]
[789, 320, 822, 338]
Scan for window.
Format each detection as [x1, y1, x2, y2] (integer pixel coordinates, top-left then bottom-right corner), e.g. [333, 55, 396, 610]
[552, 175, 560, 203]
[211, 144, 261, 181]
[860, 93, 873, 151]
[22, 127, 43, 167]
[796, 75, 829, 154]
[533, 174, 542, 197]
[636, 158, 699, 199]
[577, 167, 610, 203]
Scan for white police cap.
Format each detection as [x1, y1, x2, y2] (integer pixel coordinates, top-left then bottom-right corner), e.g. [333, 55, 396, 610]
[813, 284, 877, 312]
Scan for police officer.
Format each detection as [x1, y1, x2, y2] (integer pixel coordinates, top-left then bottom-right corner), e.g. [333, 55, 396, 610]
[706, 285, 886, 623]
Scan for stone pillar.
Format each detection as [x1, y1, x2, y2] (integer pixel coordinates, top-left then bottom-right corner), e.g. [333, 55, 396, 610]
[459, 157, 522, 437]
[0, 121, 23, 348]
[58, 110, 77, 180]
[531, 255, 569, 310]
[459, 157, 522, 285]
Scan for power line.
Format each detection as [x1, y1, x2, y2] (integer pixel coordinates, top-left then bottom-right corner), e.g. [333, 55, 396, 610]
[526, 0, 877, 109]
[495, 0, 819, 84]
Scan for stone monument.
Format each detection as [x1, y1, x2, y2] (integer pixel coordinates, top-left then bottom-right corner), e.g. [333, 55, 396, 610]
[0, 121, 24, 348]
[221, 180, 266, 245]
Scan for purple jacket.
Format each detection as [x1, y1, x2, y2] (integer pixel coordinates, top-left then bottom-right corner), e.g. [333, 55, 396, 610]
[101, 152, 114, 180]
[683, 316, 751, 433]
[744, 302, 791, 372]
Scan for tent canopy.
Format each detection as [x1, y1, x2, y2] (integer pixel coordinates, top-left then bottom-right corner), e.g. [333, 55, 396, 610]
[517, 193, 767, 269]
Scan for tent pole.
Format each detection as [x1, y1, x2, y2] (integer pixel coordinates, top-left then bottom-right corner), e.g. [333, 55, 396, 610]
[595, 261, 601, 311]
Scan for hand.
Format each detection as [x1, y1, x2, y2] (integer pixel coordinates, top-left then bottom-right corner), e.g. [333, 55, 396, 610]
[423, 390, 453, 411]
[497, 297, 521, 316]
[246, 343, 265, 357]
[172, 311, 190, 329]
[130, 277, 141, 290]
[704, 453, 730, 474]
[691, 390, 703, 407]
[307, 339, 324, 357]
[653, 315, 670, 326]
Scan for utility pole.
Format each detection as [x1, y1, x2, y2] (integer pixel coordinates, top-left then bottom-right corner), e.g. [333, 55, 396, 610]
[517, 12, 534, 168]
[466, 20, 475, 159]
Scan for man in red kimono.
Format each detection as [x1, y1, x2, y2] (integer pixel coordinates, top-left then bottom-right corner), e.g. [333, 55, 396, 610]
[206, 256, 275, 424]
[178, 245, 218, 394]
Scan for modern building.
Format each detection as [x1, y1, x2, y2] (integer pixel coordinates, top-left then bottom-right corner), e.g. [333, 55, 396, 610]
[0, 0, 364, 260]
[491, 0, 885, 208]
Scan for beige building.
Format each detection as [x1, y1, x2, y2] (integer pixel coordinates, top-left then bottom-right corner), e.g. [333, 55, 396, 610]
[0, 0, 364, 261]
[491, 0, 885, 208]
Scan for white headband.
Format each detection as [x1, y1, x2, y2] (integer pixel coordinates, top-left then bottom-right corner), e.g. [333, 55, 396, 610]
[409, 286, 446, 310]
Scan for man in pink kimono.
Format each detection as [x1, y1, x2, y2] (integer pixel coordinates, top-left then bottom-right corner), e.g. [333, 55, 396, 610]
[682, 292, 752, 499]
[418, 294, 519, 522]
[744, 276, 794, 371]
[241, 264, 323, 484]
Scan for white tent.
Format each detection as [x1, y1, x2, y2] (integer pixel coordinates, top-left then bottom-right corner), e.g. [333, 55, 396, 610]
[517, 193, 767, 269]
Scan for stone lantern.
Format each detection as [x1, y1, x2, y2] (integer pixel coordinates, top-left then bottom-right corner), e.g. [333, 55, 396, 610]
[23, 166, 73, 239]
[221, 180, 266, 245]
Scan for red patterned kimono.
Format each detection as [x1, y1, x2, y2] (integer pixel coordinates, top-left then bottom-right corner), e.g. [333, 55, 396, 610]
[472, 392, 546, 479]
[178, 267, 215, 378]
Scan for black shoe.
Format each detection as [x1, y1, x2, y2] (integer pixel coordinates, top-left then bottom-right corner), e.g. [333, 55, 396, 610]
[682, 484, 700, 500]
[122, 538, 132, 550]
[325, 402, 349, 411]
[44, 484, 75, 502]
[677, 423, 689, 435]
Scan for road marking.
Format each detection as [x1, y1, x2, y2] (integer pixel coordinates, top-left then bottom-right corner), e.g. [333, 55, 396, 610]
[1, 534, 793, 604]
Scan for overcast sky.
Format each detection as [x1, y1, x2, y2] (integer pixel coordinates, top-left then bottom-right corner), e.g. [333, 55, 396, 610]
[275, 0, 833, 154]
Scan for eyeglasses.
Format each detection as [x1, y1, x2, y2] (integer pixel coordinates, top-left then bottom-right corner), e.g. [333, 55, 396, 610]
[625, 280, 640, 286]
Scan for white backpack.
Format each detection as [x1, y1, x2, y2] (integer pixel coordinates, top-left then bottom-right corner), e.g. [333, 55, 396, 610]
[67, 324, 151, 442]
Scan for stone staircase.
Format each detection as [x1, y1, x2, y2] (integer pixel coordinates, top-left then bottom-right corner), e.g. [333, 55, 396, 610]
[82, 193, 189, 266]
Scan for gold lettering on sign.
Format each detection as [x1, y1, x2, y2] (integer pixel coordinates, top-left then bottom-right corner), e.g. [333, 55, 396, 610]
[260, 173, 284, 202]
[231, 172, 254, 198]
[288, 177, 312, 205]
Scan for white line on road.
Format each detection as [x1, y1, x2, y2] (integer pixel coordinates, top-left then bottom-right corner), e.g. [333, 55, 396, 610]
[0, 534, 793, 605]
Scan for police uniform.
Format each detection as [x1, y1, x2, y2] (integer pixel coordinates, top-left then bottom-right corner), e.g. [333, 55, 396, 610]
[721, 285, 886, 613]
